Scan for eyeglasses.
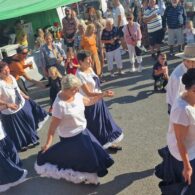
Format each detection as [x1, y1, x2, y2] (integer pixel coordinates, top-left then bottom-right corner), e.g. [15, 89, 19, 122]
[22, 52, 28, 55]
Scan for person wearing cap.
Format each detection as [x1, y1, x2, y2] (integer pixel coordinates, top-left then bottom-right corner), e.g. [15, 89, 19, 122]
[35, 74, 114, 185]
[155, 68, 195, 194]
[166, 44, 195, 114]
[8, 46, 44, 95]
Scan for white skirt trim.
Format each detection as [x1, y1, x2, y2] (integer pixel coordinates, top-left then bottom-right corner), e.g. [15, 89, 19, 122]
[0, 169, 28, 192]
[37, 115, 49, 132]
[34, 162, 99, 185]
[103, 133, 124, 149]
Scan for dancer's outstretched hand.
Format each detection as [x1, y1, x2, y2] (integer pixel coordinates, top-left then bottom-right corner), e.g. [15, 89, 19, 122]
[41, 144, 50, 153]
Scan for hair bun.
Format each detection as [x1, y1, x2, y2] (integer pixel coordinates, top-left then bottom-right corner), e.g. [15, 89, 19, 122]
[182, 68, 195, 88]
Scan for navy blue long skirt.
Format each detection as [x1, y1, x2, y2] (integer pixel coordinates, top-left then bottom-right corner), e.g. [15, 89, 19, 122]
[85, 99, 123, 148]
[1, 99, 47, 151]
[155, 147, 195, 195]
[0, 136, 27, 192]
[35, 129, 114, 184]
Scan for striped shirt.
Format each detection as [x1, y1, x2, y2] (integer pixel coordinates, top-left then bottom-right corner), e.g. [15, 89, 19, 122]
[143, 5, 162, 33]
[164, 5, 186, 29]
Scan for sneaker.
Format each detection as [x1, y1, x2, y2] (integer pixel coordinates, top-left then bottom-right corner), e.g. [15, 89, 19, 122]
[137, 66, 142, 72]
[118, 70, 125, 75]
[110, 73, 115, 78]
[130, 67, 136, 72]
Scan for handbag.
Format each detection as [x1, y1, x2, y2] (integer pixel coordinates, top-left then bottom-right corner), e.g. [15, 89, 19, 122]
[127, 25, 143, 56]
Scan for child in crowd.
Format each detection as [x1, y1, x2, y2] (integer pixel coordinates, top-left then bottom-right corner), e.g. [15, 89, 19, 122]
[65, 47, 80, 75]
[47, 67, 62, 115]
[74, 23, 86, 51]
[183, 20, 195, 44]
[80, 24, 102, 77]
[152, 53, 169, 92]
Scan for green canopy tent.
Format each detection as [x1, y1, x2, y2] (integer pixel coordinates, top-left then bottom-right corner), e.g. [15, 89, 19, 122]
[0, 0, 80, 20]
[0, 0, 81, 48]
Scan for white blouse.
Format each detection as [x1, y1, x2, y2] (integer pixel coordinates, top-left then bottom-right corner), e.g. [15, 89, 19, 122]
[167, 96, 195, 161]
[0, 75, 25, 115]
[52, 93, 87, 138]
[0, 120, 6, 140]
[166, 63, 187, 107]
[76, 68, 101, 96]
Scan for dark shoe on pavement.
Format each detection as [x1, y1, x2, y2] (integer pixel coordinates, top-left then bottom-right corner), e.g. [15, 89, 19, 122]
[108, 145, 122, 151]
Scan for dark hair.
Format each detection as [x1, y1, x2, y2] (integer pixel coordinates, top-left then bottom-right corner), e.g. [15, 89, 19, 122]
[16, 46, 28, 54]
[77, 50, 91, 62]
[0, 61, 8, 72]
[182, 68, 195, 89]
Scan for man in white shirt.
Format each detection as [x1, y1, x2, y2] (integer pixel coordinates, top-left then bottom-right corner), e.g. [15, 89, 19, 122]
[166, 44, 195, 113]
[112, 0, 128, 54]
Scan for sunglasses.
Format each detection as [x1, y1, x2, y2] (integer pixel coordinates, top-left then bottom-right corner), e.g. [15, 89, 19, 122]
[22, 52, 28, 55]
[127, 17, 133, 20]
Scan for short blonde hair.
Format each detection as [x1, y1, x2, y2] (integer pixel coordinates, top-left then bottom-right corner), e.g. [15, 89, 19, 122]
[61, 74, 81, 90]
[48, 66, 62, 80]
[85, 24, 95, 35]
[106, 18, 114, 25]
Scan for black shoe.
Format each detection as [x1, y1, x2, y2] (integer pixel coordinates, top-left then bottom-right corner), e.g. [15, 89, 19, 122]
[20, 147, 28, 152]
[161, 88, 166, 93]
[108, 146, 122, 151]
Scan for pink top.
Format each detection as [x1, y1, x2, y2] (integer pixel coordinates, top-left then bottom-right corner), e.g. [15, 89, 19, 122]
[123, 22, 142, 45]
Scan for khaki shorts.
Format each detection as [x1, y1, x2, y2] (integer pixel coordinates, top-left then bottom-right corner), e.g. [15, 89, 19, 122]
[168, 28, 184, 45]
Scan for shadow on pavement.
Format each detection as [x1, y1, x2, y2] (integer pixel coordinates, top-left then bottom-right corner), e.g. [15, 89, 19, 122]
[106, 90, 154, 107]
[1, 167, 154, 195]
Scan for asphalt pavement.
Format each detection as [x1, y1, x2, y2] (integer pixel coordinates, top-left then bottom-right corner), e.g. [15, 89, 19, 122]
[2, 50, 183, 195]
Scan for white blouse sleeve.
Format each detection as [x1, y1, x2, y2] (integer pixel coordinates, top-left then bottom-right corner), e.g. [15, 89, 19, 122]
[170, 106, 190, 126]
[52, 101, 64, 119]
[76, 71, 87, 85]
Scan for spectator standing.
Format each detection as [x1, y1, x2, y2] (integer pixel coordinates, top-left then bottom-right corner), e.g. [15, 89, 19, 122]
[184, 0, 195, 23]
[80, 24, 102, 77]
[101, 18, 124, 77]
[123, 13, 143, 72]
[143, 0, 163, 59]
[65, 47, 79, 75]
[163, 0, 187, 56]
[62, 8, 78, 48]
[139, 0, 150, 49]
[40, 33, 66, 75]
[15, 21, 28, 47]
[74, 23, 86, 51]
[112, 0, 128, 54]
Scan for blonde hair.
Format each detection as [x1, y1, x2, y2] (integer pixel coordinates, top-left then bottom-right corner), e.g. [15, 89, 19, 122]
[61, 74, 81, 90]
[186, 20, 194, 28]
[85, 24, 95, 36]
[48, 66, 62, 80]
